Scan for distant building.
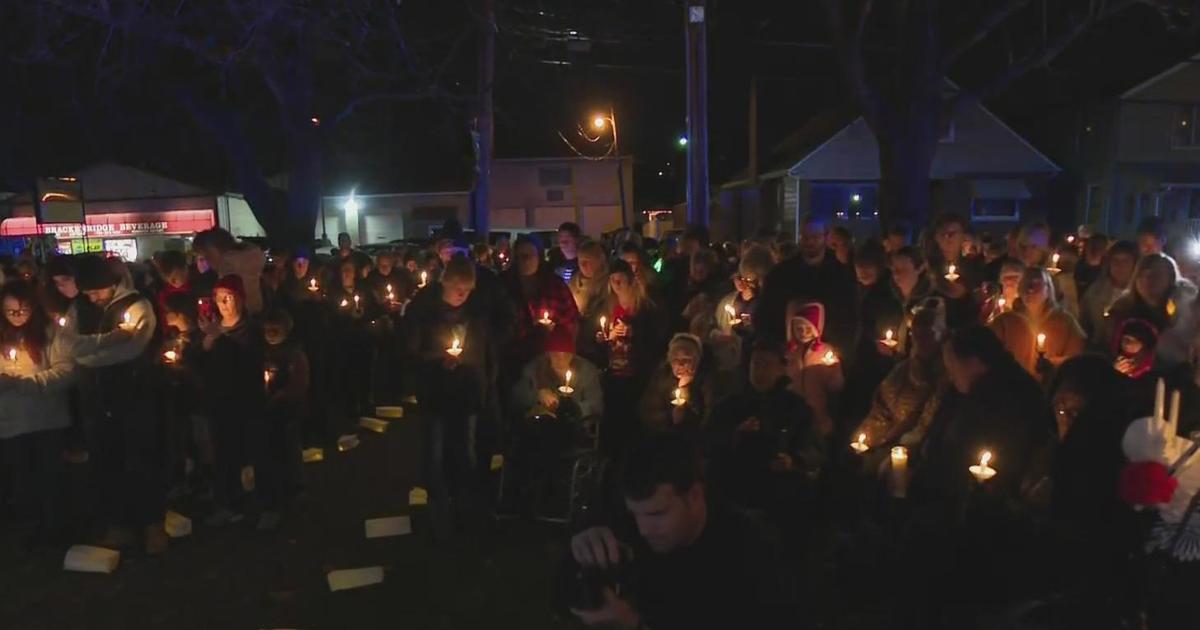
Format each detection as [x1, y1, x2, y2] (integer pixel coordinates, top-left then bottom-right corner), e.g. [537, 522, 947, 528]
[319, 191, 470, 247]
[719, 83, 1060, 239]
[0, 162, 260, 260]
[489, 156, 634, 237]
[1047, 51, 1200, 238]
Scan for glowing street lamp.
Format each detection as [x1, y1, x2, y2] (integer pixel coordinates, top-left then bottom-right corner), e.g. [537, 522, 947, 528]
[677, 136, 688, 147]
[592, 115, 607, 130]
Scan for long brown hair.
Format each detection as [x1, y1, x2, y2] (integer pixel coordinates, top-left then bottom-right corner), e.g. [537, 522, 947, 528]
[0, 281, 50, 364]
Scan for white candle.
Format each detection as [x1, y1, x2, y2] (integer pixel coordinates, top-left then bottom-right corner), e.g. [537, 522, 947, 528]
[558, 369, 575, 395]
[58, 316, 67, 327]
[890, 446, 909, 498]
[539, 310, 552, 325]
[1168, 389, 1182, 437]
[446, 336, 463, 357]
[1036, 332, 1047, 353]
[881, 329, 897, 348]
[969, 450, 997, 482]
[419, 271, 428, 287]
[671, 387, 687, 407]
[6, 348, 16, 363]
[725, 303, 740, 326]
[599, 315, 607, 334]
[308, 278, 319, 292]
[945, 263, 959, 281]
[850, 432, 868, 454]
[163, 350, 179, 364]
[1154, 378, 1166, 423]
[821, 350, 838, 366]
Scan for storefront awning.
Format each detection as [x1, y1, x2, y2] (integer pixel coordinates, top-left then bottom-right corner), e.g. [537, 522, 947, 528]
[970, 179, 1031, 200]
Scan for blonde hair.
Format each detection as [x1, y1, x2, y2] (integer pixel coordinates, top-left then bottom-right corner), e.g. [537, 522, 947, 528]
[442, 253, 477, 288]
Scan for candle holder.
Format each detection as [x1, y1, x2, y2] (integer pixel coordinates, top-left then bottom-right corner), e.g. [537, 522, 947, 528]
[537, 310, 553, 326]
[850, 433, 868, 454]
[670, 388, 687, 407]
[1047, 253, 1062, 275]
[944, 264, 960, 282]
[821, 350, 838, 366]
[446, 338, 463, 358]
[558, 370, 575, 395]
[890, 446, 909, 498]
[880, 329, 898, 349]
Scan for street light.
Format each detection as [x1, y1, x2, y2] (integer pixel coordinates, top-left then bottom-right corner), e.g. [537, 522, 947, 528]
[344, 194, 360, 214]
[677, 136, 689, 147]
[592, 115, 607, 130]
[584, 108, 627, 228]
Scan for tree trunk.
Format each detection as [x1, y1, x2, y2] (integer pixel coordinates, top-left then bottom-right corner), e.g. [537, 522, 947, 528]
[873, 102, 939, 232]
[281, 121, 323, 248]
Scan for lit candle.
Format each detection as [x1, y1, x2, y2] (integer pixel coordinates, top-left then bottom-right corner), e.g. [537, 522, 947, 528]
[558, 369, 575, 395]
[57, 316, 67, 327]
[163, 349, 179, 364]
[308, 278, 319, 292]
[1066, 235, 1076, 244]
[850, 432, 868, 454]
[353, 294, 361, 310]
[599, 315, 608, 335]
[340, 298, 349, 308]
[386, 284, 395, 302]
[121, 311, 133, 329]
[890, 446, 909, 498]
[263, 369, 274, 388]
[6, 348, 16, 363]
[724, 303, 740, 326]
[821, 350, 838, 366]
[944, 263, 959, 282]
[419, 271, 428, 288]
[446, 336, 463, 357]
[1048, 252, 1062, 273]
[538, 310, 553, 326]
[969, 450, 997, 482]
[881, 329, 897, 348]
[997, 297, 1007, 311]
[1036, 332, 1047, 354]
[671, 387, 687, 407]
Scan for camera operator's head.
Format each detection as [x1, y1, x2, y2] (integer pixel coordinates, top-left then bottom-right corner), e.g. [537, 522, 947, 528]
[620, 434, 707, 554]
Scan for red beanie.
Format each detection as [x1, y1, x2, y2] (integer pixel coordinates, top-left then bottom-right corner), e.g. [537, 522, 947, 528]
[213, 274, 247, 302]
[545, 323, 577, 354]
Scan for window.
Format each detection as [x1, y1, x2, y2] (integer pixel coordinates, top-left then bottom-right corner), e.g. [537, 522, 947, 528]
[538, 166, 572, 187]
[1172, 105, 1200, 148]
[546, 189, 564, 202]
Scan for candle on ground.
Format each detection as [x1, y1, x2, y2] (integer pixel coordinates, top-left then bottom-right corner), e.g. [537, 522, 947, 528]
[890, 446, 909, 498]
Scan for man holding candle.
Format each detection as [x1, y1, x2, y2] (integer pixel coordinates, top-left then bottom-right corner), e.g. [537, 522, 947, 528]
[404, 255, 496, 541]
[71, 254, 166, 554]
[639, 334, 714, 434]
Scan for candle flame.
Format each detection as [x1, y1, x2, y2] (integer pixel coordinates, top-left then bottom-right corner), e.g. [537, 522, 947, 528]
[451, 337, 461, 351]
[948, 264, 956, 275]
[673, 387, 683, 400]
[420, 271, 428, 284]
[891, 446, 907, 460]
[164, 350, 178, 362]
[885, 329, 893, 341]
[725, 304, 736, 318]
[58, 316, 67, 327]
[386, 284, 392, 293]
[1052, 253, 1060, 265]
[599, 315, 607, 330]
[998, 297, 1006, 309]
[123, 311, 132, 324]
[310, 278, 317, 288]
[1037, 332, 1046, 349]
[823, 350, 836, 364]
[980, 451, 992, 468]
[856, 433, 866, 446]
[263, 370, 271, 383]
[542, 310, 550, 321]
[7, 348, 16, 362]
[565, 369, 572, 386]
[340, 299, 348, 307]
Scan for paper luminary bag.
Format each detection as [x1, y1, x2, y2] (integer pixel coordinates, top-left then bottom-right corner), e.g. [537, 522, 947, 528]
[375, 406, 404, 419]
[164, 511, 192, 538]
[64, 545, 120, 574]
[302, 447, 325, 463]
[408, 487, 428, 506]
[359, 417, 389, 433]
[326, 566, 385, 591]
[364, 516, 412, 539]
[337, 434, 360, 452]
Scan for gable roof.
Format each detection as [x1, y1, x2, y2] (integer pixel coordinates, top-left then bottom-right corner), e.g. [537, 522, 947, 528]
[67, 162, 210, 200]
[1121, 51, 1200, 100]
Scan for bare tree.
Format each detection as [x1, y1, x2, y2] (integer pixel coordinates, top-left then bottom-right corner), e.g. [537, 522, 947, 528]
[821, 0, 1198, 228]
[11, 0, 474, 245]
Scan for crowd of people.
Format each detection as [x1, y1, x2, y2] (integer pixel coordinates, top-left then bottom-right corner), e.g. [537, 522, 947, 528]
[1, 213, 1198, 628]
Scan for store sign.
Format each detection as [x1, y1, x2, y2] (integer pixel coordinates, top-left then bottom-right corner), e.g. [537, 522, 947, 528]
[0, 209, 215, 238]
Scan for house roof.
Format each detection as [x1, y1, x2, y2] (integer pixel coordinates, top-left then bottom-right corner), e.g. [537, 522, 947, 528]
[1121, 51, 1200, 100]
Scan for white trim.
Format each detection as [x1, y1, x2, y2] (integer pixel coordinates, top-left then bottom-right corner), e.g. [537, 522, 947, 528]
[1121, 53, 1200, 100]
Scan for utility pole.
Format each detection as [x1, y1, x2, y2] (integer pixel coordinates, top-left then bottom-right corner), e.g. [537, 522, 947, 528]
[471, 0, 495, 239]
[684, 0, 710, 227]
[746, 76, 758, 239]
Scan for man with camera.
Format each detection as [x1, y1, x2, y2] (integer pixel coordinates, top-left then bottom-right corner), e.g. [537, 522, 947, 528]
[565, 433, 796, 629]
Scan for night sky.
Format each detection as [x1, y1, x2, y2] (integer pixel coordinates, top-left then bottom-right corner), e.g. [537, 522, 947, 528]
[0, 1, 1195, 210]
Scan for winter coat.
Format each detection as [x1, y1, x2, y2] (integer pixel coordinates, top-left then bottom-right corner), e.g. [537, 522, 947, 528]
[854, 354, 949, 450]
[711, 378, 820, 473]
[1105, 282, 1198, 369]
[989, 304, 1085, 378]
[403, 284, 494, 417]
[0, 325, 75, 439]
[72, 286, 157, 368]
[758, 251, 858, 352]
[502, 267, 580, 369]
[638, 361, 716, 434]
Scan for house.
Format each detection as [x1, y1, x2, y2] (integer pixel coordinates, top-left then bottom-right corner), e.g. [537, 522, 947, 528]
[0, 162, 261, 260]
[319, 190, 470, 246]
[1051, 51, 1200, 238]
[718, 85, 1060, 240]
[489, 156, 634, 237]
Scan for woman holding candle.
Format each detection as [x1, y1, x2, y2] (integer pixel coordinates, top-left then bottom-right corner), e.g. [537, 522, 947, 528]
[978, 259, 1025, 325]
[1079, 239, 1137, 344]
[1016, 220, 1080, 316]
[569, 241, 610, 367]
[783, 300, 845, 438]
[639, 334, 714, 434]
[0, 281, 76, 546]
[989, 267, 1086, 379]
[501, 236, 580, 386]
[844, 241, 904, 427]
[326, 258, 382, 421]
[196, 274, 265, 527]
[1105, 252, 1198, 370]
[597, 259, 668, 457]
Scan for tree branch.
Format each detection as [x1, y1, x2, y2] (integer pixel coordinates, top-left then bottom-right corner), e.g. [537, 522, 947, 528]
[941, 0, 1034, 71]
[331, 88, 476, 127]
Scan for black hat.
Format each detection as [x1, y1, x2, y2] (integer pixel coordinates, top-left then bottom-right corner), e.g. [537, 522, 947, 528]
[45, 255, 76, 279]
[75, 255, 119, 291]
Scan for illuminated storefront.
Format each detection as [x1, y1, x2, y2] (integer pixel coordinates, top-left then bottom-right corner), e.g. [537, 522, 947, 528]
[0, 210, 216, 261]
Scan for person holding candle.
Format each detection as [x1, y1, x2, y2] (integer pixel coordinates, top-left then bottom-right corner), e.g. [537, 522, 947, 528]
[71, 254, 166, 554]
[597, 259, 669, 457]
[617, 241, 660, 299]
[845, 240, 904, 426]
[1104, 252, 1198, 371]
[196, 274, 265, 528]
[0, 281, 76, 547]
[569, 241, 610, 367]
[783, 300, 845, 438]
[978, 259, 1025, 325]
[1016, 221, 1080, 317]
[502, 236, 580, 389]
[256, 309, 309, 531]
[365, 249, 414, 310]
[925, 213, 986, 328]
[504, 327, 603, 516]
[639, 334, 714, 434]
[156, 292, 209, 502]
[1079, 239, 1136, 344]
[989, 267, 1086, 379]
[326, 258, 382, 422]
[44, 255, 98, 464]
[404, 255, 496, 541]
[711, 245, 773, 373]
[854, 299, 950, 459]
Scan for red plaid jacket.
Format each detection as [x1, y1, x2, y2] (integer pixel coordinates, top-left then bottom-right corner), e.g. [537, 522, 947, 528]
[503, 268, 580, 366]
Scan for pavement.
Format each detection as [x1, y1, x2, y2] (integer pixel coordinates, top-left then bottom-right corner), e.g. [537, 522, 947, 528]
[0, 407, 569, 630]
